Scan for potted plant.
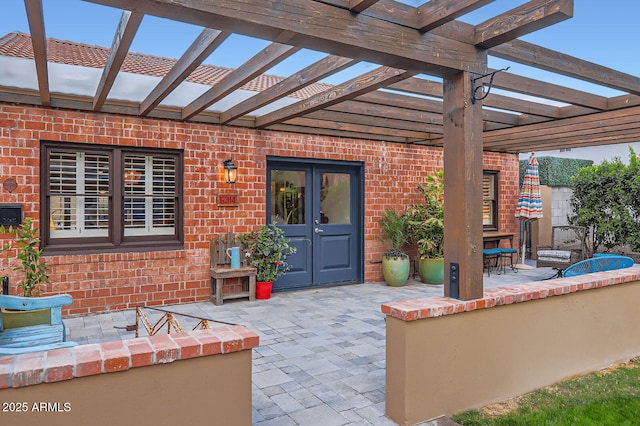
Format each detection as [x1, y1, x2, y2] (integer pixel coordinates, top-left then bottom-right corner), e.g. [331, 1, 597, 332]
[239, 222, 296, 299]
[406, 171, 445, 284]
[1, 217, 51, 327]
[379, 208, 410, 287]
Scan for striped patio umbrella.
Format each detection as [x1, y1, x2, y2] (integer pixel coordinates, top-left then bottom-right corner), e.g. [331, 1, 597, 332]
[515, 153, 543, 267]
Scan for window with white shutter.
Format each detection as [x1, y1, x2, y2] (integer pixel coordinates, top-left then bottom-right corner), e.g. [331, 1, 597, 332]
[42, 142, 183, 253]
[482, 171, 499, 230]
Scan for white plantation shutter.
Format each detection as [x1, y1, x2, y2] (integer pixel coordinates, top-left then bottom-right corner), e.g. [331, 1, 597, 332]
[123, 155, 176, 236]
[49, 151, 109, 238]
[152, 156, 176, 230]
[482, 174, 495, 226]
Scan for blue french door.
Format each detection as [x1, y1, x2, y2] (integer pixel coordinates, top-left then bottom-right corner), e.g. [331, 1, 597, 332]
[267, 158, 363, 291]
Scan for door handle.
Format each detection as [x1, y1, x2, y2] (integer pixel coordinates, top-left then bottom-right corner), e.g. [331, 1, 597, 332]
[314, 227, 324, 234]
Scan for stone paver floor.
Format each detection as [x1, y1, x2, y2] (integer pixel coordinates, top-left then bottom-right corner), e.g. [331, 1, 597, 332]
[66, 265, 553, 425]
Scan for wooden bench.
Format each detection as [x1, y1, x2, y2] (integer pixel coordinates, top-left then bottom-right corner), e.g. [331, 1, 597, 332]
[0, 294, 78, 356]
[210, 233, 257, 306]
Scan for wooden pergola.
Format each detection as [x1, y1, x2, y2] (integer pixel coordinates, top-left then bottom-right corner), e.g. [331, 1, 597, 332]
[5, 0, 640, 299]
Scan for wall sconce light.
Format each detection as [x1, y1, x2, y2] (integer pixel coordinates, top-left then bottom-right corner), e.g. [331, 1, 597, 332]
[223, 158, 238, 184]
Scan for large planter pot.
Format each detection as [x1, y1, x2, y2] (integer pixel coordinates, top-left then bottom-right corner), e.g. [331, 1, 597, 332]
[382, 255, 410, 287]
[1, 307, 51, 329]
[256, 281, 273, 300]
[419, 257, 444, 284]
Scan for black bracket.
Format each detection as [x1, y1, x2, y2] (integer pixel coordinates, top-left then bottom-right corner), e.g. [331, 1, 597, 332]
[471, 66, 510, 104]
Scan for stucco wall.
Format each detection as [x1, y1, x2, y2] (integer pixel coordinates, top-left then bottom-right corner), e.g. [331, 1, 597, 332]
[383, 267, 640, 425]
[0, 104, 519, 313]
[0, 327, 257, 425]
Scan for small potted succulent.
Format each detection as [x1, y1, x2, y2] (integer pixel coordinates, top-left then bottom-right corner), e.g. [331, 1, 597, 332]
[239, 222, 296, 299]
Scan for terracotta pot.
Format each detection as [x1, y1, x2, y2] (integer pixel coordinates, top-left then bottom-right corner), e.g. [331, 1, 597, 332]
[256, 281, 273, 299]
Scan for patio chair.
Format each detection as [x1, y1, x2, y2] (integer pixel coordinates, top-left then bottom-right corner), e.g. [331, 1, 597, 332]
[483, 248, 502, 276]
[563, 255, 634, 277]
[536, 225, 587, 278]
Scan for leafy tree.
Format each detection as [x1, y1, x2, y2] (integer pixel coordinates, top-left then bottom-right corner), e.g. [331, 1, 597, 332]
[569, 147, 640, 253]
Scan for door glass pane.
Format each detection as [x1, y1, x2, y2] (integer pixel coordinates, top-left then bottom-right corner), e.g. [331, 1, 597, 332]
[271, 170, 306, 224]
[320, 173, 350, 224]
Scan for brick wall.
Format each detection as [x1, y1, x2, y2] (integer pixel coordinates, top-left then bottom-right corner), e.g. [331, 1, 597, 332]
[0, 104, 519, 314]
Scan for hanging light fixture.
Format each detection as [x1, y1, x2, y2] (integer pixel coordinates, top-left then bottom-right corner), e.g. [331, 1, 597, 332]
[223, 158, 238, 184]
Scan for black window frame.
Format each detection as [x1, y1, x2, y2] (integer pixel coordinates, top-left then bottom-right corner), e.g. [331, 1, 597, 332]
[40, 141, 184, 255]
[483, 170, 499, 231]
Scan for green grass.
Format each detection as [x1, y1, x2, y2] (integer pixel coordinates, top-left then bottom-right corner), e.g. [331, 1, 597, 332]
[452, 358, 640, 425]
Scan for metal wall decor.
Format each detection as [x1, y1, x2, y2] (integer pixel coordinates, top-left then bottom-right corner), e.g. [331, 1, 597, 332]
[2, 177, 17, 193]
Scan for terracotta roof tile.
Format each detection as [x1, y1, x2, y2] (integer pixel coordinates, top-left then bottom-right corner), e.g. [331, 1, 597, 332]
[0, 32, 331, 98]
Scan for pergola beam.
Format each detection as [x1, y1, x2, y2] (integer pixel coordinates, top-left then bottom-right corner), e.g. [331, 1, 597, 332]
[349, 0, 380, 13]
[24, 0, 49, 106]
[489, 69, 608, 110]
[304, 109, 444, 134]
[93, 11, 143, 111]
[388, 77, 443, 98]
[385, 75, 559, 119]
[357, 91, 444, 115]
[327, 100, 444, 125]
[483, 104, 640, 146]
[284, 116, 430, 139]
[418, 0, 494, 32]
[268, 123, 412, 143]
[475, 0, 573, 49]
[491, 39, 640, 96]
[484, 92, 560, 118]
[87, 0, 485, 76]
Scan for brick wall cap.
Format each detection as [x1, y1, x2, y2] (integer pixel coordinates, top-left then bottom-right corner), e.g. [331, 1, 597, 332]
[381, 266, 640, 322]
[0, 326, 259, 389]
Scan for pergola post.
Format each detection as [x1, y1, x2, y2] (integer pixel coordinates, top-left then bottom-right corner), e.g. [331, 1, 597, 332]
[443, 70, 484, 300]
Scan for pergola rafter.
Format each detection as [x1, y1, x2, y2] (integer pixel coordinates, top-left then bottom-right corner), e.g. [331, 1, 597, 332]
[93, 11, 143, 111]
[23, 0, 49, 106]
[182, 40, 301, 120]
[140, 28, 229, 116]
[220, 55, 358, 125]
[255, 66, 417, 128]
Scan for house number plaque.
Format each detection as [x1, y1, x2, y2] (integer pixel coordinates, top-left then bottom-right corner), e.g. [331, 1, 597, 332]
[218, 193, 239, 207]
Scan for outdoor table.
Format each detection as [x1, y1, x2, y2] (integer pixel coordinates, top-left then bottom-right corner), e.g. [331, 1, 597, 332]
[482, 232, 515, 249]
